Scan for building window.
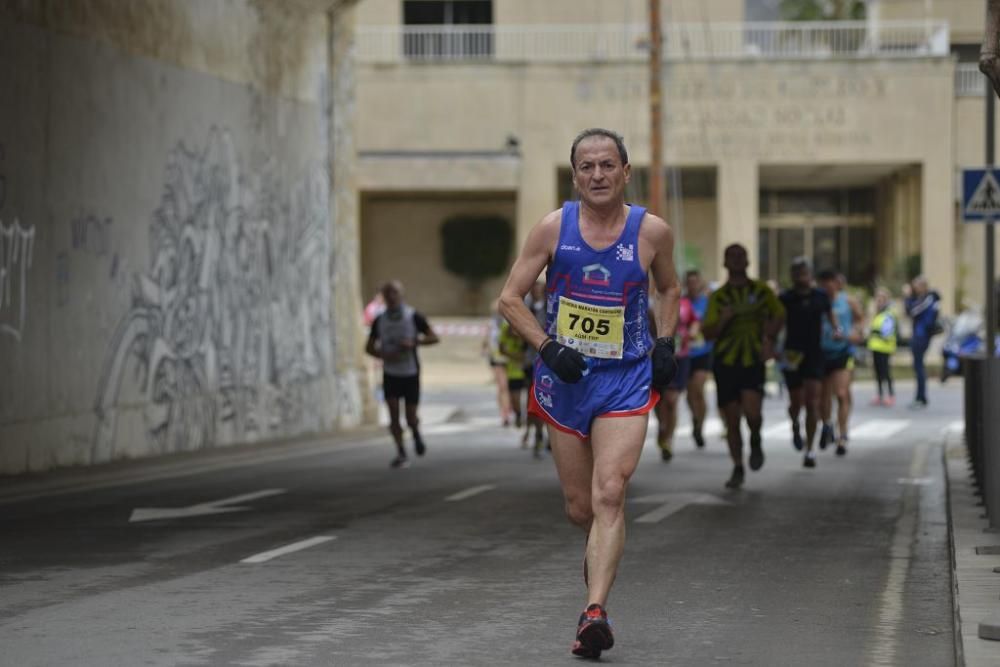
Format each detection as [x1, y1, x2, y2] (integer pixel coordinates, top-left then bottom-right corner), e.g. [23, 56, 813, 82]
[759, 187, 876, 287]
[403, 1, 493, 59]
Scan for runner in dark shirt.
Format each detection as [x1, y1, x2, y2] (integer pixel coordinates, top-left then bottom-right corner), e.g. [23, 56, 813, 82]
[778, 258, 839, 468]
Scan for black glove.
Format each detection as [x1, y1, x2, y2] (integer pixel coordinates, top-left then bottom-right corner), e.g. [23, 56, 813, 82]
[651, 337, 678, 389]
[539, 338, 588, 384]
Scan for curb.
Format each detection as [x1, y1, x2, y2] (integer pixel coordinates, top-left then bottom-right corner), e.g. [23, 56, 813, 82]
[945, 432, 1000, 666]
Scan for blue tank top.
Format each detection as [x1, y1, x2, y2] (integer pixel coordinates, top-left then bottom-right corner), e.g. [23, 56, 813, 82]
[822, 292, 853, 358]
[688, 293, 713, 358]
[545, 201, 652, 370]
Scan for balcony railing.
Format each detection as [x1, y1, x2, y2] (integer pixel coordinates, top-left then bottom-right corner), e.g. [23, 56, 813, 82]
[956, 62, 986, 97]
[357, 20, 950, 64]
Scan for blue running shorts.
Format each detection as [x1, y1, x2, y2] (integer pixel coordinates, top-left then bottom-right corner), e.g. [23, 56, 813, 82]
[527, 358, 659, 439]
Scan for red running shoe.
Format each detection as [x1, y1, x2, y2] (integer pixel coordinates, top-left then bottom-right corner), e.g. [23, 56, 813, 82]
[571, 604, 614, 658]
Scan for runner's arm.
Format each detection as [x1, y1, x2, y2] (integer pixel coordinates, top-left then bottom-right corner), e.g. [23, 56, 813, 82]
[826, 306, 841, 336]
[498, 213, 559, 351]
[364, 318, 381, 358]
[646, 215, 681, 339]
[848, 296, 865, 344]
[701, 294, 731, 341]
[762, 290, 786, 356]
[414, 312, 440, 346]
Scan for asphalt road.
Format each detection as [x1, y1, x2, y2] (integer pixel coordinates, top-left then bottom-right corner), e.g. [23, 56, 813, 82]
[0, 381, 963, 666]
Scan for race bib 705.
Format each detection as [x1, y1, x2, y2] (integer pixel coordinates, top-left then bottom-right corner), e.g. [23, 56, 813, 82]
[556, 296, 625, 359]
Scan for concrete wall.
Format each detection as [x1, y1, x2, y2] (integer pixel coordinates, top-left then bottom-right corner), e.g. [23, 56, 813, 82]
[0, 1, 368, 475]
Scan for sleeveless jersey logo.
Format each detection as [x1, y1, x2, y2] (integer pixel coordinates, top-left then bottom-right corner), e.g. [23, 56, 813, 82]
[615, 243, 634, 262]
[560, 244, 582, 252]
[582, 263, 611, 287]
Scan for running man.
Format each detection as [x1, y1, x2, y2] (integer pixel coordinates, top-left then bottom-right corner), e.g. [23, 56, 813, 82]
[685, 269, 713, 448]
[652, 292, 696, 461]
[817, 270, 865, 456]
[365, 281, 440, 468]
[498, 128, 679, 659]
[702, 244, 785, 489]
[498, 318, 527, 430]
[778, 258, 840, 469]
[524, 281, 549, 456]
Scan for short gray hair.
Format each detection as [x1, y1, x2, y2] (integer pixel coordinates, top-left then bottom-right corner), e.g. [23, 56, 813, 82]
[570, 128, 629, 168]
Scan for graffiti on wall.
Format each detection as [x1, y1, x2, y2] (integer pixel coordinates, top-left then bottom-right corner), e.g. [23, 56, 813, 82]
[0, 143, 6, 211]
[93, 127, 334, 459]
[70, 213, 113, 257]
[0, 218, 35, 341]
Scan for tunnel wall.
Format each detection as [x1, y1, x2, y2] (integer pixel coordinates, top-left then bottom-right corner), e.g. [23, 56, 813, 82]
[0, 1, 368, 474]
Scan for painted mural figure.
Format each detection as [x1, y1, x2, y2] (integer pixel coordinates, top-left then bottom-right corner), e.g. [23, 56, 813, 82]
[94, 128, 332, 460]
[0, 218, 35, 342]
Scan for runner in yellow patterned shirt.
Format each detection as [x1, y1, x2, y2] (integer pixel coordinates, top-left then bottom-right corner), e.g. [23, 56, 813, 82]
[702, 244, 785, 489]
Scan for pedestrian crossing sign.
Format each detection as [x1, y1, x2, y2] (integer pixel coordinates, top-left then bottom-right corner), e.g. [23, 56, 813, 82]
[963, 168, 1000, 221]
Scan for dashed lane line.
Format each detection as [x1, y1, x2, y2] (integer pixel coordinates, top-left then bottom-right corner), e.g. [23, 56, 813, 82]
[445, 484, 496, 502]
[240, 536, 337, 564]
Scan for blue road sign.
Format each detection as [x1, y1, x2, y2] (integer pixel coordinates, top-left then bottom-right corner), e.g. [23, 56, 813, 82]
[963, 168, 1000, 222]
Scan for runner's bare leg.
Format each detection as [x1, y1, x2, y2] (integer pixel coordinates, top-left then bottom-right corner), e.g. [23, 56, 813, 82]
[586, 414, 648, 606]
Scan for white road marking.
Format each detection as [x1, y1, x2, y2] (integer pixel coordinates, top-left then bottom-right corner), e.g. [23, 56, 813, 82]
[896, 477, 933, 486]
[762, 421, 791, 439]
[850, 419, 910, 440]
[631, 492, 731, 524]
[129, 489, 286, 523]
[445, 484, 496, 502]
[943, 420, 964, 435]
[423, 417, 504, 436]
[0, 434, 380, 507]
[866, 443, 928, 665]
[675, 417, 724, 439]
[241, 536, 336, 564]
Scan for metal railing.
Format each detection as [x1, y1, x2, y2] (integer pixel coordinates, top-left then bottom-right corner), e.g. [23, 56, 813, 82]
[357, 20, 950, 64]
[956, 62, 986, 97]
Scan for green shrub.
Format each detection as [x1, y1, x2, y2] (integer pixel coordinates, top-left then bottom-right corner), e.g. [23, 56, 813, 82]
[440, 215, 514, 287]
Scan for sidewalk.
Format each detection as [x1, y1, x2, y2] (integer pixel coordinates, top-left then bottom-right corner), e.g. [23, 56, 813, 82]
[945, 427, 1000, 666]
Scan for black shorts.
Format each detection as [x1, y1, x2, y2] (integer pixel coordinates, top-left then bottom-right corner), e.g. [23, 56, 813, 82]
[384, 374, 420, 403]
[782, 350, 824, 390]
[823, 354, 852, 376]
[508, 378, 527, 392]
[713, 362, 765, 407]
[689, 353, 712, 374]
[666, 356, 692, 392]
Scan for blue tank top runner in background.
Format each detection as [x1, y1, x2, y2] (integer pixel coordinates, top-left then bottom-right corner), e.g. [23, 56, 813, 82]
[544, 201, 652, 371]
[688, 293, 713, 358]
[822, 292, 853, 359]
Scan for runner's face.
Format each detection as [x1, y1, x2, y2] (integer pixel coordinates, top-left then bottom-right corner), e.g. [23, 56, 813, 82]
[382, 285, 402, 309]
[572, 137, 630, 207]
[792, 266, 811, 288]
[723, 248, 748, 275]
[685, 274, 701, 295]
[819, 278, 837, 298]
